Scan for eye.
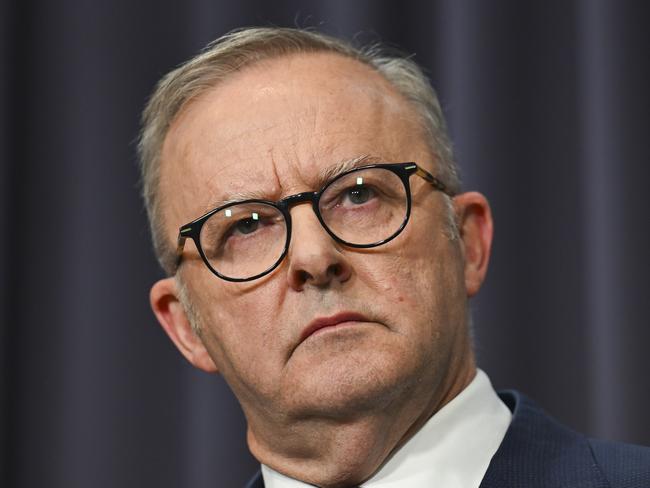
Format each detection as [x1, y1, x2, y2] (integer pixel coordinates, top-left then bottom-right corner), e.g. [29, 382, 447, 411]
[201, 204, 286, 261]
[233, 217, 260, 235]
[342, 185, 377, 206]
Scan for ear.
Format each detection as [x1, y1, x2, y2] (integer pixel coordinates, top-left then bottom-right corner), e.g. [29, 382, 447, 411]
[453, 192, 494, 297]
[150, 277, 218, 373]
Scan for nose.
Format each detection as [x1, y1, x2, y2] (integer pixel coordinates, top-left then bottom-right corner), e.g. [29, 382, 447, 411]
[285, 204, 352, 291]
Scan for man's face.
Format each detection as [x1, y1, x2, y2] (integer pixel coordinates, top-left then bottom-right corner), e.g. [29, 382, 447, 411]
[156, 53, 475, 431]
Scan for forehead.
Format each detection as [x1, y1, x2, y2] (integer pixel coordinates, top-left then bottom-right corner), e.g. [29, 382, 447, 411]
[160, 52, 431, 225]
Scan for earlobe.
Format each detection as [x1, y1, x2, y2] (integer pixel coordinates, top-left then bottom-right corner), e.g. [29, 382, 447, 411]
[150, 277, 219, 373]
[454, 192, 494, 297]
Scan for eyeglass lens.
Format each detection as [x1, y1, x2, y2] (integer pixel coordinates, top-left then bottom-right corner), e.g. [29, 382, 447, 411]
[319, 166, 407, 245]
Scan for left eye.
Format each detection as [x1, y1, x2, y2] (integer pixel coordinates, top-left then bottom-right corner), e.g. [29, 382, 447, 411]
[344, 185, 375, 205]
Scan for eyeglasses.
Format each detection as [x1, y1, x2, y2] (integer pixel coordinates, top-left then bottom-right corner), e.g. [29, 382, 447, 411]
[175, 162, 455, 282]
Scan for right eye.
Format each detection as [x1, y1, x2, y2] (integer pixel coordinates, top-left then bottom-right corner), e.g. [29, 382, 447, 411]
[232, 217, 260, 235]
[200, 203, 286, 262]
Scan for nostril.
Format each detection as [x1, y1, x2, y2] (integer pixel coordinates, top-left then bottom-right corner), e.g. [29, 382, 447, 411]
[328, 263, 341, 276]
[298, 270, 312, 283]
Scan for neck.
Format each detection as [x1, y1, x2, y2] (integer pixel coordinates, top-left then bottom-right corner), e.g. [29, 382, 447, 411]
[247, 352, 476, 487]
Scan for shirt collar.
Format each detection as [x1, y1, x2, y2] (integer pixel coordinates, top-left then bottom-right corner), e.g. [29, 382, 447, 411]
[261, 369, 511, 488]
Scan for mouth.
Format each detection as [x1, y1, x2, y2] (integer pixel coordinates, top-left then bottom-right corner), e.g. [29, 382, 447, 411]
[299, 311, 372, 344]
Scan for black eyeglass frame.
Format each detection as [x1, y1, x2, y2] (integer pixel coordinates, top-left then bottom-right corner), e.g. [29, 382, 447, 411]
[175, 162, 456, 282]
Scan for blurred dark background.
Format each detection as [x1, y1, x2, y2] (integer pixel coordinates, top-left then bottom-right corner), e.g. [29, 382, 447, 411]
[1, 1, 649, 487]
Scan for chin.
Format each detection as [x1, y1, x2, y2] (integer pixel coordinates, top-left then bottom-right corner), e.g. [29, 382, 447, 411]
[284, 341, 422, 417]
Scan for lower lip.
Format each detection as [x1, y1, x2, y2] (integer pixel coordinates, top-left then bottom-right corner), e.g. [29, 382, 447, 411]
[309, 320, 366, 339]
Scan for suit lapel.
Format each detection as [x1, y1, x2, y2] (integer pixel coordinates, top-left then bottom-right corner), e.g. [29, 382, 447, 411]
[479, 391, 608, 488]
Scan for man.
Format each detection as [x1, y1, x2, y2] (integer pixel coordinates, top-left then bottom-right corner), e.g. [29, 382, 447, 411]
[138, 27, 649, 487]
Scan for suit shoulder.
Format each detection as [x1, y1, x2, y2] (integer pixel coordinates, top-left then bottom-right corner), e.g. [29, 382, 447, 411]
[588, 437, 650, 488]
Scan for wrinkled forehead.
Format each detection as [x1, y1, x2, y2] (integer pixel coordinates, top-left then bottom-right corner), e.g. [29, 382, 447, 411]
[159, 52, 430, 228]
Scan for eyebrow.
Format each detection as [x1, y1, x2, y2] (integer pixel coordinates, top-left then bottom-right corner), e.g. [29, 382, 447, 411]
[203, 189, 272, 213]
[203, 154, 384, 212]
[316, 154, 383, 187]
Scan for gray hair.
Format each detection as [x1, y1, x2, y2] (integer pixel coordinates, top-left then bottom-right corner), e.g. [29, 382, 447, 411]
[138, 27, 461, 274]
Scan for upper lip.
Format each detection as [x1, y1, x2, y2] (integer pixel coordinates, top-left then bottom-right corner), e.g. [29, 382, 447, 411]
[299, 311, 371, 343]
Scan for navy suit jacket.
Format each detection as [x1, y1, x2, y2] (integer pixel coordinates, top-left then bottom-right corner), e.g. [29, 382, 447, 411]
[245, 390, 650, 487]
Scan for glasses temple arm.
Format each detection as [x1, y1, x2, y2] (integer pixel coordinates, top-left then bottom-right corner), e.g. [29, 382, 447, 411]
[174, 232, 189, 270]
[415, 167, 457, 196]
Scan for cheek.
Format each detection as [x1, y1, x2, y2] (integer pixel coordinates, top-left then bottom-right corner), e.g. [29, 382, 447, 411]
[191, 282, 281, 369]
[354, 227, 465, 332]
[356, 242, 448, 305]
[196, 292, 286, 402]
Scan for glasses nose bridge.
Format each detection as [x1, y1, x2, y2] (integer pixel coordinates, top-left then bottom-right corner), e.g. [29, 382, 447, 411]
[279, 191, 320, 217]
[280, 190, 330, 235]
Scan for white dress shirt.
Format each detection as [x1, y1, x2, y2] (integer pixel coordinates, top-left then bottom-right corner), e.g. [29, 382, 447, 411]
[261, 369, 511, 488]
